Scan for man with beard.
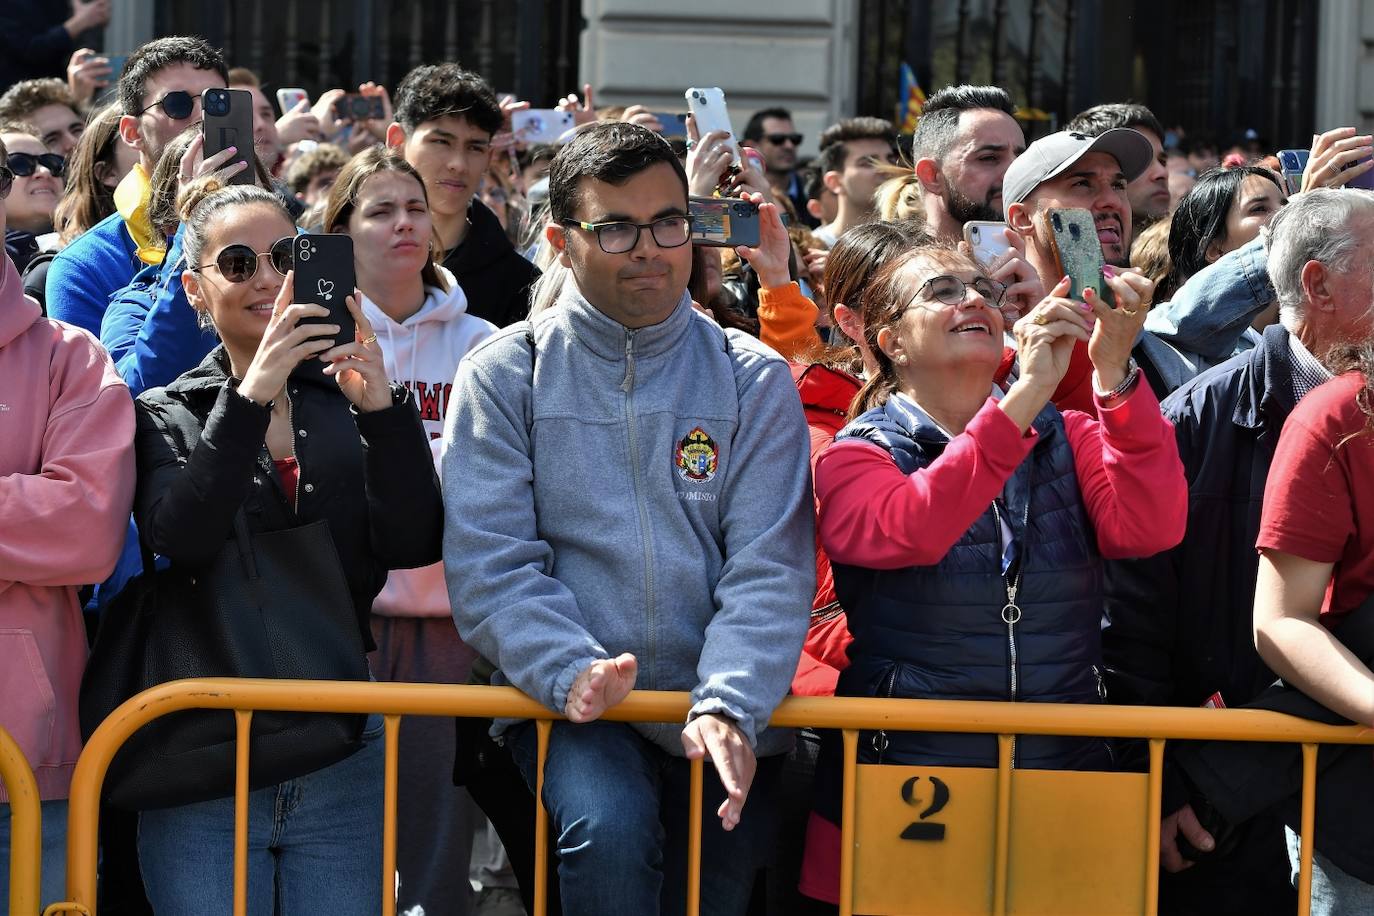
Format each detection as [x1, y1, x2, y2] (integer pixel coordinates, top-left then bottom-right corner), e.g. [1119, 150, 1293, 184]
[911, 84, 1025, 241]
[1068, 103, 1172, 235]
[1003, 127, 1154, 415]
[742, 107, 814, 226]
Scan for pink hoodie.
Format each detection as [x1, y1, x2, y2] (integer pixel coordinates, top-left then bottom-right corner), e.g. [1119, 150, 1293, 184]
[0, 253, 135, 801]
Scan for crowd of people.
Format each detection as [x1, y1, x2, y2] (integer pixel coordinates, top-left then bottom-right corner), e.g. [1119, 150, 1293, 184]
[4, 22, 1374, 916]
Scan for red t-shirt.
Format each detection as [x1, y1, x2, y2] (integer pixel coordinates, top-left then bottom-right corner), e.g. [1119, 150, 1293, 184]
[1258, 372, 1374, 621]
[274, 456, 300, 506]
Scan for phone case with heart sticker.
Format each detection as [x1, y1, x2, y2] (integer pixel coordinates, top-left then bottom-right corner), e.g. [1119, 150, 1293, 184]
[294, 233, 357, 348]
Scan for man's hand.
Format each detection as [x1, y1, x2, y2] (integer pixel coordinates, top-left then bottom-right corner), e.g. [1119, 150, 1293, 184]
[65, 0, 110, 38]
[681, 714, 756, 831]
[66, 49, 112, 107]
[734, 192, 791, 289]
[556, 84, 598, 127]
[564, 653, 637, 723]
[276, 99, 322, 145]
[1160, 803, 1215, 873]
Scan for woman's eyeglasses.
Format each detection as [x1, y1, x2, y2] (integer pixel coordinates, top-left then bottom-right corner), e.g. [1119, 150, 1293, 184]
[193, 237, 295, 283]
[138, 89, 198, 121]
[7, 152, 65, 179]
[560, 215, 692, 254]
[906, 274, 1008, 310]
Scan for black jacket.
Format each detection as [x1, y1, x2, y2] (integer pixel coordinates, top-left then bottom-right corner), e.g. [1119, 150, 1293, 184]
[1104, 324, 1295, 720]
[1103, 324, 1299, 913]
[441, 198, 539, 329]
[134, 348, 443, 650]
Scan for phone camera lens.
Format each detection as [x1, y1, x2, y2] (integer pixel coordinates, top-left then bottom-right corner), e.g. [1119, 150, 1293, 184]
[1051, 213, 1062, 232]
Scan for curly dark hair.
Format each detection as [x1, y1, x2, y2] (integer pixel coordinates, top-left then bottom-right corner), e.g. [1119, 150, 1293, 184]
[118, 36, 227, 116]
[392, 63, 502, 136]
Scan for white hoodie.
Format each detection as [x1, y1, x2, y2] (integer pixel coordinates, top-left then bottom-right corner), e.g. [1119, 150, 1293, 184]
[363, 266, 496, 617]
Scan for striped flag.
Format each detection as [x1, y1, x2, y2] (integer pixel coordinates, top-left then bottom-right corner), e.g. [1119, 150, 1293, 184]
[896, 62, 926, 133]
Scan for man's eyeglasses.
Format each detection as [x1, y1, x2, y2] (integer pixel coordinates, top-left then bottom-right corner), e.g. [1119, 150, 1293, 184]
[192, 237, 295, 284]
[906, 274, 1008, 310]
[138, 89, 198, 120]
[0, 166, 12, 200]
[560, 215, 692, 254]
[7, 152, 65, 179]
[764, 133, 803, 146]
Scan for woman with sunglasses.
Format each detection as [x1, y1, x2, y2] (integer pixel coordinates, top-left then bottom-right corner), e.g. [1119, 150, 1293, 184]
[798, 241, 1186, 905]
[320, 147, 495, 916]
[132, 177, 442, 915]
[1, 123, 64, 272]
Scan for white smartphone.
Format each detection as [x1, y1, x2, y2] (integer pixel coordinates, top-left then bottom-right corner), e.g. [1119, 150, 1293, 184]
[512, 109, 576, 145]
[685, 87, 741, 166]
[963, 221, 1016, 268]
[276, 87, 309, 116]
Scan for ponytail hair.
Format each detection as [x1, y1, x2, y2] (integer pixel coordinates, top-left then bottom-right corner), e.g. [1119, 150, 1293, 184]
[875, 161, 924, 223]
[177, 177, 290, 276]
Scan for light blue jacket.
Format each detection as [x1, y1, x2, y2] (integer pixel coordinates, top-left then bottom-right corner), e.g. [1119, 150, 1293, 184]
[1139, 236, 1274, 393]
[442, 283, 814, 756]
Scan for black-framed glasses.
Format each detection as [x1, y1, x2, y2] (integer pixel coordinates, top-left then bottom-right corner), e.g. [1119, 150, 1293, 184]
[764, 132, 803, 146]
[138, 89, 197, 120]
[7, 152, 65, 179]
[0, 166, 12, 201]
[906, 274, 1007, 310]
[193, 237, 295, 283]
[561, 215, 692, 254]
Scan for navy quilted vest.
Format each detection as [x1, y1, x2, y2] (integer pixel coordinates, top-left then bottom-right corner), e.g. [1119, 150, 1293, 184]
[831, 394, 1112, 771]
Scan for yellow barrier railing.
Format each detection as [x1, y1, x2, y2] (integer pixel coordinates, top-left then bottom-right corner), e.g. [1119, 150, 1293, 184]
[1, 726, 42, 916]
[47, 678, 1374, 915]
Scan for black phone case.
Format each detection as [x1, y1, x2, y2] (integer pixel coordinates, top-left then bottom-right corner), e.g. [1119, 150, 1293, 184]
[689, 197, 761, 248]
[293, 234, 357, 348]
[201, 89, 255, 186]
[333, 94, 386, 122]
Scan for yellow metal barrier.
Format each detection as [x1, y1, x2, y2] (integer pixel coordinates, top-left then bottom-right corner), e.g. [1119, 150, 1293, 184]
[1, 725, 42, 916]
[49, 678, 1374, 915]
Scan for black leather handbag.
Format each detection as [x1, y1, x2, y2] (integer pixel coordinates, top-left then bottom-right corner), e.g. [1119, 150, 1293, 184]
[79, 514, 368, 811]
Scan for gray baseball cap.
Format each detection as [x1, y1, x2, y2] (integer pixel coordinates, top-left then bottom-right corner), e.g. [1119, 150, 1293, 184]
[1001, 128, 1155, 218]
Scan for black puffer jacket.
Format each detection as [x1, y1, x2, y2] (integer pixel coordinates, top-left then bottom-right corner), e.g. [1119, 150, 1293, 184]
[134, 347, 443, 650]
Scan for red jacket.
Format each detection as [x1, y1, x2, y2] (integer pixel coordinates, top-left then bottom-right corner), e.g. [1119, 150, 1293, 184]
[790, 362, 860, 696]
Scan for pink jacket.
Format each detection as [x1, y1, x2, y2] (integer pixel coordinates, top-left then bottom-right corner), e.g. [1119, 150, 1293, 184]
[0, 254, 135, 801]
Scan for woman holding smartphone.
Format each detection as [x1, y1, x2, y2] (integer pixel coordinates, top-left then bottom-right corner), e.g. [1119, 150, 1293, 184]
[133, 178, 442, 915]
[798, 240, 1186, 904]
[321, 146, 496, 915]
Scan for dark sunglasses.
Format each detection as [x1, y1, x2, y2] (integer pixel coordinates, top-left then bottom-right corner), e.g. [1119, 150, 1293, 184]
[138, 89, 198, 120]
[7, 151, 65, 179]
[764, 132, 803, 146]
[193, 237, 295, 283]
[0, 166, 11, 200]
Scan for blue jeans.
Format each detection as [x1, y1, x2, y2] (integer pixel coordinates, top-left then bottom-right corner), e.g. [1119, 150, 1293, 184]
[509, 719, 783, 916]
[1287, 826, 1374, 915]
[0, 798, 68, 911]
[138, 715, 385, 916]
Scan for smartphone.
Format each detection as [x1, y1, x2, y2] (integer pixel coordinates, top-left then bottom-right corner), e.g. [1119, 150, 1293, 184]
[685, 87, 741, 166]
[293, 234, 356, 348]
[276, 87, 309, 116]
[511, 109, 576, 145]
[92, 53, 128, 105]
[689, 196, 760, 248]
[649, 112, 688, 139]
[963, 221, 1016, 268]
[1048, 208, 1114, 306]
[1347, 156, 1374, 190]
[1277, 149, 1308, 195]
[332, 93, 386, 122]
[201, 88, 255, 186]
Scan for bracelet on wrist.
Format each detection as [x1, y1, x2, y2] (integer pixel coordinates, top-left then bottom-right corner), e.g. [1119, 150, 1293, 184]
[1094, 358, 1141, 402]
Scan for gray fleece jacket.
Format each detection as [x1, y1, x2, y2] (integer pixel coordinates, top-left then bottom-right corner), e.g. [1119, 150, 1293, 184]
[441, 282, 814, 757]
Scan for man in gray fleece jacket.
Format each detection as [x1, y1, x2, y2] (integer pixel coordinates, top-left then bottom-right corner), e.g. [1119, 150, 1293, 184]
[442, 122, 814, 915]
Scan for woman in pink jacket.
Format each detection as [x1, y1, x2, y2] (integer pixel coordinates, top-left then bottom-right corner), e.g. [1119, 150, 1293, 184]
[0, 133, 137, 910]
